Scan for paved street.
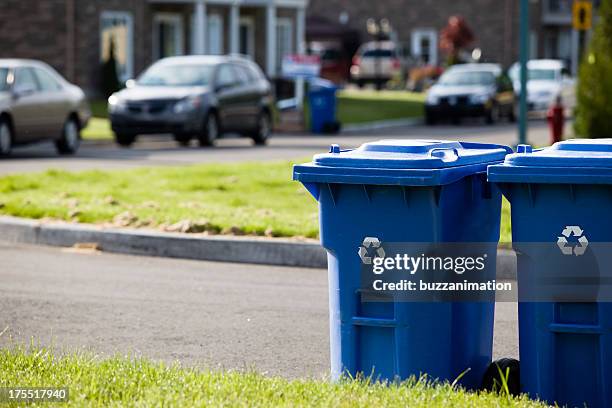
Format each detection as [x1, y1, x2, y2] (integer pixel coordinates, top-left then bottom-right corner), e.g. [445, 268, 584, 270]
[0, 242, 518, 379]
[0, 121, 552, 175]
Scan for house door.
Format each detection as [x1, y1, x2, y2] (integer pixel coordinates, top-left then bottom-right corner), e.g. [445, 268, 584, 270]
[207, 14, 224, 55]
[239, 17, 255, 58]
[153, 13, 184, 60]
[411, 29, 438, 65]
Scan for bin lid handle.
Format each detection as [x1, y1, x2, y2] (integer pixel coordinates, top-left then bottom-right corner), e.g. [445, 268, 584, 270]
[429, 147, 459, 162]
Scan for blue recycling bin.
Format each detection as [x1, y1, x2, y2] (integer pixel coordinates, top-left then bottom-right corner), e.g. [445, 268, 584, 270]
[488, 140, 612, 407]
[294, 140, 512, 388]
[308, 79, 338, 134]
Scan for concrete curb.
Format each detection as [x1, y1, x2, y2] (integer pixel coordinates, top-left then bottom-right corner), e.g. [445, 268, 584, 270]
[342, 117, 423, 133]
[0, 216, 517, 279]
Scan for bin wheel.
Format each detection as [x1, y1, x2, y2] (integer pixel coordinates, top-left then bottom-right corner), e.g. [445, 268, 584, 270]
[481, 358, 520, 396]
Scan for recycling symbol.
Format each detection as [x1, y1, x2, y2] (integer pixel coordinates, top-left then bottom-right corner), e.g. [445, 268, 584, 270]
[358, 237, 386, 264]
[557, 226, 589, 256]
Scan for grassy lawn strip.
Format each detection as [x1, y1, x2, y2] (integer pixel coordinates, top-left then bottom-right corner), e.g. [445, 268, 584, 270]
[337, 90, 425, 125]
[0, 162, 319, 239]
[0, 347, 543, 407]
[0, 162, 512, 242]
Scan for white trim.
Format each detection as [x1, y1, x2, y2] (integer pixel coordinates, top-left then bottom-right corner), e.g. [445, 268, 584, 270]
[239, 16, 255, 58]
[153, 12, 184, 60]
[192, 1, 207, 54]
[207, 13, 224, 55]
[100, 11, 134, 81]
[265, 4, 277, 76]
[411, 28, 438, 66]
[229, 4, 240, 54]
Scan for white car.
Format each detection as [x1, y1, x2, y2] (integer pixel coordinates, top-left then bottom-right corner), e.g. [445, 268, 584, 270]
[350, 41, 405, 88]
[509, 59, 576, 115]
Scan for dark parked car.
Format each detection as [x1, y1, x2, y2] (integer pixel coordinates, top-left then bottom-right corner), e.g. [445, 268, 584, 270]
[424, 63, 516, 125]
[108, 55, 273, 147]
[0, 59, 90, 156]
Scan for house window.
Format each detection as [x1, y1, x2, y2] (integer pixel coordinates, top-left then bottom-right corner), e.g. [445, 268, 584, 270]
[239, 17, 255, 59]
[276, 18, 294, 70]
[207, 14, 224, 55]
[153, 13, 184, 60]
[100, 11, 134, 82]
[411, 29, 438, 65]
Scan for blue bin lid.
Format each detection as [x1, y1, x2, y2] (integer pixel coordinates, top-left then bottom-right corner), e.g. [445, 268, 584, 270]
[293, 139, 511, 186]
[488, 139, 612, 184]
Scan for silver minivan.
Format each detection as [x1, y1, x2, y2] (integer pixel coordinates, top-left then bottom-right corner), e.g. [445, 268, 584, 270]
[0, 59, 91, 156]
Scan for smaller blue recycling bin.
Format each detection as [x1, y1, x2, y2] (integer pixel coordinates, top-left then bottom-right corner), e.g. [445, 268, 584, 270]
[294, 140, 512, 389]
[488, 140, 612, 408]
[308, 79, 338, 134]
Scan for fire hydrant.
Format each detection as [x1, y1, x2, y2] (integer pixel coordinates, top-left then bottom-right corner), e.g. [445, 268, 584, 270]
[547, 96, 565, 144]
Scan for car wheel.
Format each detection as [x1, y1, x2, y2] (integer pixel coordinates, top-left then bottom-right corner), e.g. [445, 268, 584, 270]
[115, 133, 137, 147]
[0, 119, 12, 156]
[173, 133, 192, 147]
[486, 103, 500, 125]
[509, 102, 518, 122]
[425, 113, 436, 126]
[251, 111, 271, 146]
[198, 112, 219, 147]
[55, 117, 81, 155]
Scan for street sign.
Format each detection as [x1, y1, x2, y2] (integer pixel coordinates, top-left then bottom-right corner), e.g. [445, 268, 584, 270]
[573, 0, 593, 31]
[281, 54, 321, 79]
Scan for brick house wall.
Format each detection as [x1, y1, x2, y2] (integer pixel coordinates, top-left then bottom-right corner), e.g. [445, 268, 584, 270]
[307, 0, 541, 67]
[0, 0, 68, 74]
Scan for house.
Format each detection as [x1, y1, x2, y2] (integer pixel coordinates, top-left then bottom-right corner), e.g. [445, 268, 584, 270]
[0, 0, 308, 95]
[306, 0, 597, 74]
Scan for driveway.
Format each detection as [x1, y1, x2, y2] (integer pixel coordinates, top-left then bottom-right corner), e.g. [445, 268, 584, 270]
[0, 242, 518, 378]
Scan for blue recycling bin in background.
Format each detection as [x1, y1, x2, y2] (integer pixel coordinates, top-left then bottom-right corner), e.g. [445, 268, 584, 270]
[488, 140, 612, 407]
[308, 79, 338, 134]
[294, 140, 512, 388]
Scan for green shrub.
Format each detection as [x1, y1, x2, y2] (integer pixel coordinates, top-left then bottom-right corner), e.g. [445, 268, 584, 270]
[101, 37, 121, 98]
[575, 0, 612, 138]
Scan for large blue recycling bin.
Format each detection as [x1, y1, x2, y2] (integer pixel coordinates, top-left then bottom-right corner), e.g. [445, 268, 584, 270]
[488, 140, 612, 407]
[308, 79, 337, 134]
[294, 140, 512, 388]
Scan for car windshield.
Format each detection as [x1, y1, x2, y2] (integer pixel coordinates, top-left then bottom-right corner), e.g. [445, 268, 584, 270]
[138, 63, 214, 87]
[438, 70, 495, 86]
[509, 66, 559, 82]
[362, 49, 395, 58]
[0, 68, 9, 91]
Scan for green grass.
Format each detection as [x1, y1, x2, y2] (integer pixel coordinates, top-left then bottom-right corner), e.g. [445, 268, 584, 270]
[0, 347, 544, 407]
[82, 100, 113, 140]
[337, 90, 425, 125]
[0, 162, 514, 242]
[0, 161, 319, 239]
[82, 117, 113, 140]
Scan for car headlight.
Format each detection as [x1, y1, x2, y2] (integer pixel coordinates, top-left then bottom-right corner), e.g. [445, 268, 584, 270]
[426, 93, 439, 105]
[173, 96, 201, 114]
[469, 93, 490, 104]
[108, 94, 126, 113]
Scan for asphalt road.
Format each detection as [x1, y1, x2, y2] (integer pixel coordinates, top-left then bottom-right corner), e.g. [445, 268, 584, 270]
[0, 121, 552, 174]
[0, 242, 518, 378]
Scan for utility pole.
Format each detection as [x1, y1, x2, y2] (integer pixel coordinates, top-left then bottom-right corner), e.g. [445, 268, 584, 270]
[518, 0, 529, 146]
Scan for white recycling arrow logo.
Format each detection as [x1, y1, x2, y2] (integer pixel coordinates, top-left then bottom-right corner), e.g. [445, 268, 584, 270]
[358, 237, 386, 264]
[557, 226, 589, 256]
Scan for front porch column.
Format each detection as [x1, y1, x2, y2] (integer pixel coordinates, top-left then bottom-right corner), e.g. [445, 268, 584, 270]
[265, 2, 277, 77]
[229, 3, 240, 54]
[193, 0, 207, 54]
[295, 7, 306, 108]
